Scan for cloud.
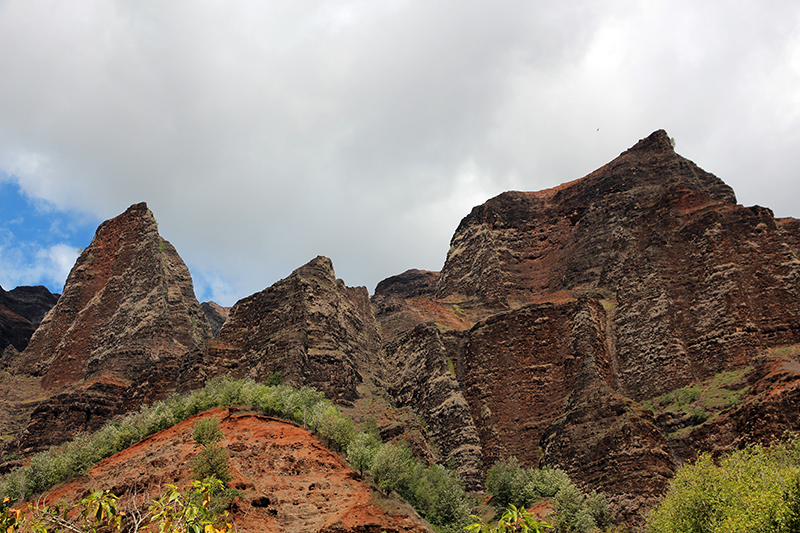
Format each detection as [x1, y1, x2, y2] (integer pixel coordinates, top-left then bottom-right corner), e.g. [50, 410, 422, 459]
[1, 1, 799, 305]
[0, 241, 79, 292]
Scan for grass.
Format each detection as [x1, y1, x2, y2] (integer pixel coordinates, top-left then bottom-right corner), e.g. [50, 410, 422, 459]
[644, 367, 751, 433]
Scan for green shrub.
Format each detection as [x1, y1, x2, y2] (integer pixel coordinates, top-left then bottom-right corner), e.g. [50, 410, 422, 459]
[191, 443, 233, 486]
[372, 442, 414, 496]
[647, 437, 800, 533]
[193, 417, 224, 446]
[346, 431, 381, 477]
[486, 457, 530, 508]
[528, 465, 571, 498]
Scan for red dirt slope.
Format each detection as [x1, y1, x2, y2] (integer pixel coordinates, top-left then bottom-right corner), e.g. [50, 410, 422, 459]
[41, 408, 430, 532]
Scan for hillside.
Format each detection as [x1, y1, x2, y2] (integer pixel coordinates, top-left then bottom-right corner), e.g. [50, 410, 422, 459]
[2, 130, 800, 528]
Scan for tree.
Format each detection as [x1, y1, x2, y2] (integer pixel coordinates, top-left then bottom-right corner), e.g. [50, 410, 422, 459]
[371, 442, 414, 496]
[346, 431, 381, 477]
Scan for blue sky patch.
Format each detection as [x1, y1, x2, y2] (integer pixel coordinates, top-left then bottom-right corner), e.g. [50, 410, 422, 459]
[0, 177, 99, 293]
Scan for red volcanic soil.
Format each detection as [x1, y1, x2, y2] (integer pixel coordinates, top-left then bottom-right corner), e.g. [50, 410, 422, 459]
[39, 408, 430, 532]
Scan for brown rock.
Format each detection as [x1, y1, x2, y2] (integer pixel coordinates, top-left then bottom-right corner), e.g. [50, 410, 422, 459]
[201, 301, 230, 337]
[9, 203, 211, 452]
[0, 285, 58, 354]
[182, 256, 381, 403]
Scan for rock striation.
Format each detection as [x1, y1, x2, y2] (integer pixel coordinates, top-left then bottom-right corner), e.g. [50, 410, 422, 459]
[4, 131, 800, 528]
[180, 256, 381, 403]
[0, 285, 58, 354]
[371, 130, 800, 523]
[8, 203, 212, 452]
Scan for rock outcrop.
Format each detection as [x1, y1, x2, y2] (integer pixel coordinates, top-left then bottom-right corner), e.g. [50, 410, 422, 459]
[0, 285, 58, 354]
[8, 203, 212, 452]
[180, 256, 381, 404]
[201, 301, 230, 337]
[435, 131, 800, 402]
[370, 130, 800, 523]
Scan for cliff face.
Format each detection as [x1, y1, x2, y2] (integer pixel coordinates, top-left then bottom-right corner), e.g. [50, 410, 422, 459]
[180, 256, 381, 403]
[20, 202, 211, 389]
[0, 285, 58, 354]
[7, 203, 212, 452]
[370, 131, 800, 523]
[437, 130, 800, 401]
[3, 131, 800, 527]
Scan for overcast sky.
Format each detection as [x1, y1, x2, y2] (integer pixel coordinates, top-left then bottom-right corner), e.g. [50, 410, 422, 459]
[1, 1, 799, 306]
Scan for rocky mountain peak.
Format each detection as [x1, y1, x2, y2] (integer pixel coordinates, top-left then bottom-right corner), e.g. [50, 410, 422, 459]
[18, 202, 211, 390]
[622, 128, 675, 154]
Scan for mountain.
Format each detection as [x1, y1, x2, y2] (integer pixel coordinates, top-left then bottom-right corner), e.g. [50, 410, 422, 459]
[0, 285, 59, 354]
[2, 202, 212, 454]
[3, 131, 800, 528]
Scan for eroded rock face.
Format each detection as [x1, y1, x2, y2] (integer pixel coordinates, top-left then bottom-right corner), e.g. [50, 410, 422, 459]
[10, 203, 211, 452]
[182, 256, 381, 403]
[381, 322, 483, 488]
[0, 285, 59, 354]
[20, 203, 211, 389]
[201, 301, 230, 338]
[436, 130, 800, 401]
[372, 131, 800, 523]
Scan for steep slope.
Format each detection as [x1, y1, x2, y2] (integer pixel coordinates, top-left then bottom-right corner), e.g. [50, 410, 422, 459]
[436, 130, 800, 401]
[179, 256, 381, 404]
[371, 130, 800, 523]
[0, 285, 59, 354]
[34, 408, 431, 533]
[6, 203, 212, 453]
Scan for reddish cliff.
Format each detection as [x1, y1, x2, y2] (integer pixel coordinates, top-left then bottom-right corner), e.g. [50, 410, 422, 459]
[6, 203, 212, 452]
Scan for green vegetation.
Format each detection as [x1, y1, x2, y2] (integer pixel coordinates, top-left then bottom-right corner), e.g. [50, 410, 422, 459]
[466, 504, 552, 532]
[647, 436, 800, 532]
[1, 477, 233, 532]
[642, 368, 750, 432]
[191, 417, 223, 446]
[485, 458, 612, 532]
[0, 375, 623, 532]
[190, 418, 233, 486]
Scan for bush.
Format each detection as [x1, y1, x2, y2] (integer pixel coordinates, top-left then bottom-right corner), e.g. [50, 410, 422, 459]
[191, 443, 233, 486]
[372, 442, 414, 496]
[193, 417, 224, 446]
[647, 437, 800, 533]
[346, 431, 381, 477]
[486, 457, 530, 509]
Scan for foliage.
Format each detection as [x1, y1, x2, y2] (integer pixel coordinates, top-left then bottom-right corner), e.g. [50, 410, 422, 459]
[646, 436, 800, 533]
[150, 478, 233, 533]
[192, 418, 224, 447]
[346, 431, 381, 477]
[0, 375, 355, 504]
[486, 459, 571, 509]
[372, 442, 414, 496]
[466, 504, 553, 533]
[485, 458, 610, 532]
[190, 444, 233, 486]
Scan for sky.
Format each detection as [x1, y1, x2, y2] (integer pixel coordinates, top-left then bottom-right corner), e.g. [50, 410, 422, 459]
[1, 1, 799, 306]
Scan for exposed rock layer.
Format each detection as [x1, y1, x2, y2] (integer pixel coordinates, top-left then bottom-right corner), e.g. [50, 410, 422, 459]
[8, 203, 212, 452]
[0, 285, 58, 354]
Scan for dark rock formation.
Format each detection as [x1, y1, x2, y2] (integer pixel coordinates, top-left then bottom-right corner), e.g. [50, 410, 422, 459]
[8, 202, 212, 452]
[201, 301, 230, 337]
[0, 285, 58, 354]
[381, 322, 483, 488]
[181, 256, 381, 403]
[371, 130, 800, 523]
[436, 130, 800, 400]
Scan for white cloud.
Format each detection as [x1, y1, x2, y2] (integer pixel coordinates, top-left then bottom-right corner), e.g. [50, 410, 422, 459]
[1, 1, 799, 304]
